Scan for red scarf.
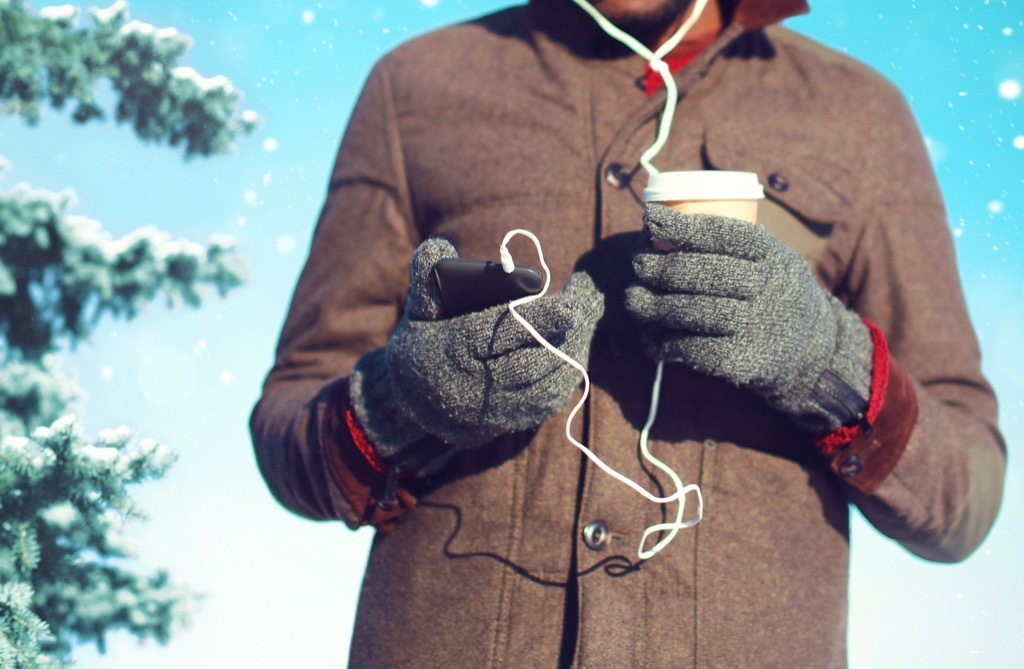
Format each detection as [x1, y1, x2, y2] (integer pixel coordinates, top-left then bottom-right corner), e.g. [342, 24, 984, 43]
[642, 51, 704, 96]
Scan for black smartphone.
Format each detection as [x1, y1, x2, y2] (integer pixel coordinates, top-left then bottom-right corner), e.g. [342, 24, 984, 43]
[433, 258, 543, 317]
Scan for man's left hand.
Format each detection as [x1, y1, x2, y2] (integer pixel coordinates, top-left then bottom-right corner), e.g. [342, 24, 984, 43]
[625, 203, 874, 432]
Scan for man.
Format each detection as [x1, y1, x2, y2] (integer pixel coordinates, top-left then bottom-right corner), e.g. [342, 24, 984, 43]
[250, 0, 1006, 665]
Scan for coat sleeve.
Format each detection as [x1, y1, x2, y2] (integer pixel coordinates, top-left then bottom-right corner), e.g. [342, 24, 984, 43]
[249, 60, 420, 528]
[835, 77, 1006, 562]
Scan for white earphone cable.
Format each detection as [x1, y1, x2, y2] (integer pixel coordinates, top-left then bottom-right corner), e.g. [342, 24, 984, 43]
[500, 230, 702, 559]
[497, 2, 713, 559]
[571, 0, 711, 175]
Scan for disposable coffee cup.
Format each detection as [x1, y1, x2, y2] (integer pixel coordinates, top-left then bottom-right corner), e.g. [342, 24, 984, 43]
[643, 170, 765, 250]
[643, 170, 765, 223]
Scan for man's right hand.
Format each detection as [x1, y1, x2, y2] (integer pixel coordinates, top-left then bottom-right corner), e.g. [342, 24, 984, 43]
[349, 237, 604, 475]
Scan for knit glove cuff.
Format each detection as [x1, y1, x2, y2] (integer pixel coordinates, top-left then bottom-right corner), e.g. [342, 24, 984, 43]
[772, 296, 874, 432]
[349, 347, 428, 461]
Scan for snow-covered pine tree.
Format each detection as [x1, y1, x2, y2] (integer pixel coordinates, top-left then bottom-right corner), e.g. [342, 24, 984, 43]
[0, 2, 255, 666]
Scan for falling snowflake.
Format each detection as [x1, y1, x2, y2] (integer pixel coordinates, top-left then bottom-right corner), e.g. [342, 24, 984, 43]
[277, 235, 296, 253]
[998, 79, 1021, 101]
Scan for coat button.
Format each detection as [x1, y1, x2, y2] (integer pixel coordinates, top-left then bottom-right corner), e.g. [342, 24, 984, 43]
[604, 163, 632, 189]
[839, 454, 863, 478]
[582, 520, 611, 551]
[704, 438, 718, 450]
[767, 172, 789, 192]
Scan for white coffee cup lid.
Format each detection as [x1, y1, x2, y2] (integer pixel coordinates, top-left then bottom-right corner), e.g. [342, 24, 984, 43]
[643, 170, 765, 202]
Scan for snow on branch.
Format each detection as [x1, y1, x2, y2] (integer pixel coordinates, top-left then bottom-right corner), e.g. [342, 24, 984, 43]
[88, 0, 127, 25]
[0, 181, 247, 361]
[37, 4, 78, 23]
[0, 413, 197, 661]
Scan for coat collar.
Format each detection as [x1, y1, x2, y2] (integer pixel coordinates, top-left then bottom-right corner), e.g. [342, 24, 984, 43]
[726, 0, 810, 30]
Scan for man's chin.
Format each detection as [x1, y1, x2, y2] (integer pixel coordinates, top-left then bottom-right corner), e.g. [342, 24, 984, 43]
[596, 0, 696, 42]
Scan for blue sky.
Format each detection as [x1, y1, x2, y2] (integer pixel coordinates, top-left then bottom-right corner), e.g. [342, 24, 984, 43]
[1, 0, 1022, 666]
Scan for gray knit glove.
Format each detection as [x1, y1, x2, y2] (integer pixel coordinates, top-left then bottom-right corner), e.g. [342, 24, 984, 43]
[625, 204, 873, 432]
[350, 237, 604, 474]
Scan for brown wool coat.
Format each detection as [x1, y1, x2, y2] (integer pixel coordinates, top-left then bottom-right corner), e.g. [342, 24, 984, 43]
[250, 1, 1006, 666]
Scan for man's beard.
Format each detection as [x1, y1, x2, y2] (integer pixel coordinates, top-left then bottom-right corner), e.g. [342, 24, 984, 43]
[607, 0, 697, 44]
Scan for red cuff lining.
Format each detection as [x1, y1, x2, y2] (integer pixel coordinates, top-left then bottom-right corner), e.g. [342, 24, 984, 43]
[814, 319, 890, 454]
[345, 407, 390, 476]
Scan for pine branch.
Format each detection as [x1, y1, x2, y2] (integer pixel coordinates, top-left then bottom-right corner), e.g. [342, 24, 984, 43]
[0, 0, 259, 156]
[1, 415, 196, 664]
[0, 183, 247, 362]
[0, 360, 76, 436]
[0, 4, 254, 665]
